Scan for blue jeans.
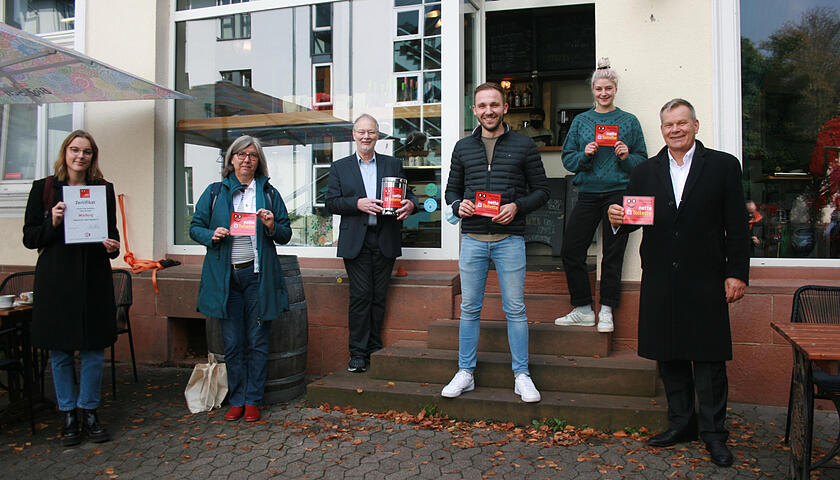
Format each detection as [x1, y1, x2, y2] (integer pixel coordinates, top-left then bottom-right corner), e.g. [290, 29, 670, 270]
[458, 234, 529, 374]
[223, 267, 270, 406]
[50, 349, 105, 411]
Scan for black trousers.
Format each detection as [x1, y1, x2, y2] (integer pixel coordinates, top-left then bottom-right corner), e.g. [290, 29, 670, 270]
[344, 229, 396, 361]
[561, 191, 629, 308]
[658, 360, 729, 443]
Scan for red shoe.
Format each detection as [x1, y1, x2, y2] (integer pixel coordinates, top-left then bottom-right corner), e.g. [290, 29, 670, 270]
[244, 405, 261, 422]
[224, 406, 244, 421]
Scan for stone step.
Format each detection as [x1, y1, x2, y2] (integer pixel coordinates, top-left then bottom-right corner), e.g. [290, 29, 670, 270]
[455, 293, 574, 323]
[305, 371, 668, 431]
[427, 319, 610, 357]
[368, 343, 656, 397]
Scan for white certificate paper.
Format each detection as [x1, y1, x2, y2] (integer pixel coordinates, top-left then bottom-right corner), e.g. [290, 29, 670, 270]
[63, 185, 108, 244]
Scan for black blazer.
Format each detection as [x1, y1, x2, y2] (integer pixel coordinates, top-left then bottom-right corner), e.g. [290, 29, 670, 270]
[618, 141, 750, 362]
[325, 153, 419, 259]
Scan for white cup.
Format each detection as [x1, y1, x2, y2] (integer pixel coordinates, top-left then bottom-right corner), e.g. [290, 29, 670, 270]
[20, 291, 33, 303]
[0, 294, 15, 308]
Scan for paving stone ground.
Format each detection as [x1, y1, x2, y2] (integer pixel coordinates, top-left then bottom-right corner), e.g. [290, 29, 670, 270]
[0, 365, 838, 479]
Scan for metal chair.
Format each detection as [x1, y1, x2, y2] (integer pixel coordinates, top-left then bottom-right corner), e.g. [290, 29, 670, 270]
[0, 271, 46, 397]
[783, 285, 840, 470]
[111, 269, 138, 399]
[0, 323, 35, 434]
[0, 271, 35, 297]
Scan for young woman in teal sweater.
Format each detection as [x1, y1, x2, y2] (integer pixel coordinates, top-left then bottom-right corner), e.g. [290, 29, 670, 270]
[555, 58, 647, 332]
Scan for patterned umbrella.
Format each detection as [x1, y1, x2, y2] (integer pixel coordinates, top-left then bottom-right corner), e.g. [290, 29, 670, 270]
[0, 22, 190, 104]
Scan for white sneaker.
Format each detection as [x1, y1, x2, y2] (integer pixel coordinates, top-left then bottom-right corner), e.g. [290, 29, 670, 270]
[597, 309, 614, 333]
[514, 373, 541, 403]
[554, 308, 596, 327]
[441, 370, 474, 398]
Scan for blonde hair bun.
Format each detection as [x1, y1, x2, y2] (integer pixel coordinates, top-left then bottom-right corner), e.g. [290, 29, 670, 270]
[590, 57, 619, 88]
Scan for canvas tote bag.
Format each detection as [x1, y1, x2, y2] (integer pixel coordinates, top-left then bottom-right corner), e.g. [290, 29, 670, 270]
[184, 353, 228, 413]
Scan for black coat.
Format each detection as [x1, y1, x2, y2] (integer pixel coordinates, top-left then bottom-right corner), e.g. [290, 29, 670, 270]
[618, 141, 750, 361]
[325, 153, 420, 259]
[445, 124, 549, 235]
[22, 177, 119, 351]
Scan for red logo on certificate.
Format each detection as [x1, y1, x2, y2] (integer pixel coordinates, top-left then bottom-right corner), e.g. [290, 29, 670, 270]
[595, 124, 619, 146]
[623, 196, 655, 225]
[382, 187, 404, 209]
[230, 212, 257, 236]
[474, 191, 501, 217]
[80, 188, 90, 198]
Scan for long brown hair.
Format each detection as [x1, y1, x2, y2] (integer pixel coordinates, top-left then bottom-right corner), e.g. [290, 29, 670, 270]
[53, 130, 104, 183]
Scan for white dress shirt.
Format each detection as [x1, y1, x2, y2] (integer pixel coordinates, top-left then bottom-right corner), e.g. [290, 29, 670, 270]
[668, 142, 696, 208]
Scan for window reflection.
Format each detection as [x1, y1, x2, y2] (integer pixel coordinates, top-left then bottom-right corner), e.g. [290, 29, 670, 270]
[174, 3, 443, 248]
[741, 2, 840, 258]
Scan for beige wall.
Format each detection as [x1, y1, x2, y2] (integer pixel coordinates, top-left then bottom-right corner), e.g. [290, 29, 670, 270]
[595, 0, 714, 281]
[85, 0, 160, 268]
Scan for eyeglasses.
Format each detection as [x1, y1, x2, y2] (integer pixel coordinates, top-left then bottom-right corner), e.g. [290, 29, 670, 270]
[235, 152, 259, 161]
[68, 146, 93, 157]
[354, 130, 378, 137]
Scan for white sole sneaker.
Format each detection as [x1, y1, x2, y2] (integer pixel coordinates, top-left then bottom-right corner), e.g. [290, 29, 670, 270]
[554, 309, 596, 327]
[441, 371, 475, 398]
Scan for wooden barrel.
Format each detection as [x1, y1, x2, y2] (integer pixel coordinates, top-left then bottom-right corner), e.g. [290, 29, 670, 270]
[206, 254, 308, 404]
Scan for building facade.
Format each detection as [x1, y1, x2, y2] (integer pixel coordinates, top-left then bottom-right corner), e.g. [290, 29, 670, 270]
[0, 0, 838, 405]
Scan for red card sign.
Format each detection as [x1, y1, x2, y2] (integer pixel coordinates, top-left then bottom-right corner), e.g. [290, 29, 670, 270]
[230, 212, 257, 236]
[595, 124, 619, 146]
[623, 196, 655, 225]
[80, 188, 90, 198]
[474, 191, 501, 217]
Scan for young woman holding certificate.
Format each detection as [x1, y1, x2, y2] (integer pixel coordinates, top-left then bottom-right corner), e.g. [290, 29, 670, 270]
[23, 130, 120, 446]
[555, 58, 648, 333]
[189, 136, 292, 423]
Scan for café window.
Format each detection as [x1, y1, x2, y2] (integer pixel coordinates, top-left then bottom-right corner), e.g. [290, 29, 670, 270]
[0, 4, 75, 213]
[740, 2, 840, 259]
[218, 13, 250, 41]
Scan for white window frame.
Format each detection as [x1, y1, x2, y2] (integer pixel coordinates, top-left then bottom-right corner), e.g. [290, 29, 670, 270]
[311, 3, 331, 31]
[713, 0, 840, 267]
[394, 7, 422, 39]
[168, 0, 462, 260]
[311, 63, 332, 108]
[394, 73, 421, 105]
[0, 2, 83, 218]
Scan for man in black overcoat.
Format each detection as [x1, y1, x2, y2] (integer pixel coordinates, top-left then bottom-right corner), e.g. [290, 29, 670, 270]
[325, 114, 419, 373]
[608, 99, 750, 467]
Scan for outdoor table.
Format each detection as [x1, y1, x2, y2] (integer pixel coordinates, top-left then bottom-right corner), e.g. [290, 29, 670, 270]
[771, 321, 840, 479]
[0, 305, 36, 415]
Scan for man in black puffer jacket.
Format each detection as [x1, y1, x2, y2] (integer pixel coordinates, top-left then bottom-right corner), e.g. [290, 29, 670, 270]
[441, 82, 550, 403]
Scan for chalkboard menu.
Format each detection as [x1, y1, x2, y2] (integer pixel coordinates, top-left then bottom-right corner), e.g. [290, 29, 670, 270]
[486, 11, 532, 75]
[487, 5, 594, 77]
[536, 6, 594, 72]
[525, 178, 567, 256]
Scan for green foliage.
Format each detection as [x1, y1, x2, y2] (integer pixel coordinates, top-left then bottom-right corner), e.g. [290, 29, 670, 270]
[741, 7, 840, 178]
[531, 417, 567, 432]
[422, 402, 439, 418]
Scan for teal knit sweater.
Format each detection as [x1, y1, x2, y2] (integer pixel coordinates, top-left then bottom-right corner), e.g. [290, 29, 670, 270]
[561, 107, 647, 193]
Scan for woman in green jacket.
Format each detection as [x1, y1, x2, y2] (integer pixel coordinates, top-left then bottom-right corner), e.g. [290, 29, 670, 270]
[190, 135, 292, 422]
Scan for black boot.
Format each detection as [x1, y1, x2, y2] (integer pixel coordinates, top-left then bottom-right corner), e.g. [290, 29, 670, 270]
[60, 410, 81, 447]
[80, 409, 110, 443]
